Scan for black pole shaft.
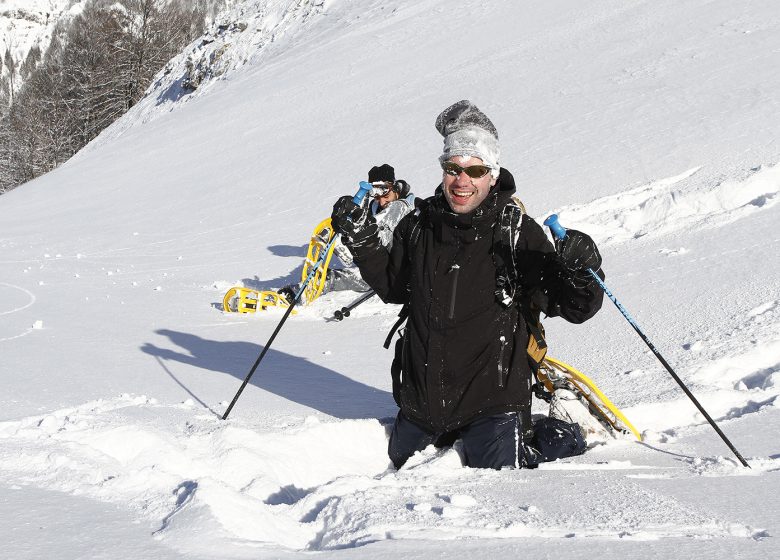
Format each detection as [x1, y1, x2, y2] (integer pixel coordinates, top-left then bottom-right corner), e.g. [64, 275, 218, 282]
[591, 270, 750, 468]
[221, 299, 297, 420]
[346, 290, 376, 311]
[335, 290, 375, 319]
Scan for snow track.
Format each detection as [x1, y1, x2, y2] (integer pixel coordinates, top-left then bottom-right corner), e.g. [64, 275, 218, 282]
[0, 282, 38, 341]
[0, 282, 36, 316]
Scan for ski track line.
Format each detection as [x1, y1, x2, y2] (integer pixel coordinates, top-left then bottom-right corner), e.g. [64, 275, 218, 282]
[0, 282, 36, 316]
[0, 328, 35, 343]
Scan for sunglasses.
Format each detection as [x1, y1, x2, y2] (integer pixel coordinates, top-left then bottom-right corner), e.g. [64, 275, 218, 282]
[371, 181, 395, 197]
[441, 161, 492, 179]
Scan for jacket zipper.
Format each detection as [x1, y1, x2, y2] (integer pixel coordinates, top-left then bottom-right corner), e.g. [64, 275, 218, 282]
[447, 264, 460, 319]
[497, 335, 507, 388]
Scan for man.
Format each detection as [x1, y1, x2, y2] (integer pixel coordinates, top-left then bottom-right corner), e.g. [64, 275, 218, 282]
[331, 100, 605, 469]
[278, 164, 414, 303]
[362, 163, 415, 249]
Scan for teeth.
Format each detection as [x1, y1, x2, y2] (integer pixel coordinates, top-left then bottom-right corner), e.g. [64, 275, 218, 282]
[452, 190, 473, 197]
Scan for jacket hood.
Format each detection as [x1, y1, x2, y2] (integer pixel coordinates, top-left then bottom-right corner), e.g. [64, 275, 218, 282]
[494, 167, 517, 204]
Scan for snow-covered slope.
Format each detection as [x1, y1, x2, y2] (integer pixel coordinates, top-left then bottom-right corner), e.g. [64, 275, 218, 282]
[1, 1, 779, 559]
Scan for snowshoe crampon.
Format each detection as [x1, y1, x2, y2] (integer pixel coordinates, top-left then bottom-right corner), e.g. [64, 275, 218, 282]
[222, 287, 295, 314]
[536, 357, 641, 441]
[300, 217, 337, 304]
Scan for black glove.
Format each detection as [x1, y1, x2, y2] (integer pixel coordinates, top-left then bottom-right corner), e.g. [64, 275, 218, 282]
[555, 229, 602, 272]
[331, 195, 379, 249]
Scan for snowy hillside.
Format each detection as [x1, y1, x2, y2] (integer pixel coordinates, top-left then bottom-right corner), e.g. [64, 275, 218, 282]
[1, 1, 779, 559]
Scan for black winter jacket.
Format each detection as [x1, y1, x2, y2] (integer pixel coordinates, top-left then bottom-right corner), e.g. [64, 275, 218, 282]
[351, 169, 604, 433]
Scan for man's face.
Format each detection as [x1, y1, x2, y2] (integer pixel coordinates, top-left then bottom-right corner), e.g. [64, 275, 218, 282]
[374, 182, 400, 210]
[442, 156, 496, 214]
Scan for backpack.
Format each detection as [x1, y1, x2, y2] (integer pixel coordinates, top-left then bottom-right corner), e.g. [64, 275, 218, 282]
[383, 195, 548, 405]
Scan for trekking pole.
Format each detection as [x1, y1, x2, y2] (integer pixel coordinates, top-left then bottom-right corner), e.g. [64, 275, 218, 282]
[544, 214, 750, 468]
[333, 290, 376, 321]
[221, 182, 373, 420]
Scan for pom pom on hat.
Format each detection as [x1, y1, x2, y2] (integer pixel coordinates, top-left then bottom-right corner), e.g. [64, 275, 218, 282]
[435, 100, 500, 178]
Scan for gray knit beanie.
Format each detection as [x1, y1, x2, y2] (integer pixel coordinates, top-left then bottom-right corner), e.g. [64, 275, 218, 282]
[435, 100, 500, 178]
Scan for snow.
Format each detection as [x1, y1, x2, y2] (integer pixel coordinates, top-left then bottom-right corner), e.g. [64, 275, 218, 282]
[1, 0, 780, 559]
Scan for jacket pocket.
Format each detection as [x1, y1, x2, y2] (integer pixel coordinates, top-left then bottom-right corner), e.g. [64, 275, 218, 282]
[447, 264, 460, 319]
[497, 334, 509, 388]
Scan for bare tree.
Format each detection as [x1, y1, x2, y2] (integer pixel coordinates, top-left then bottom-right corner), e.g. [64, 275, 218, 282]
[3, 49, 15, 105]
[19, 45, 42, 81]
[110, 0, 204, 110]
[63, 4, 125, 144]
[0, 55, 6, 119]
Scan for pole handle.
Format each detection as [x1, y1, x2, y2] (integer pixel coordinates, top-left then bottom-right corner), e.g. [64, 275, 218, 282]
[544, 213, 567, 241]
[353, 181, 372, 205]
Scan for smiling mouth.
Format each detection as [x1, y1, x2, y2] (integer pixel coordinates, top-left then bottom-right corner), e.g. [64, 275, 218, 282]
[450, 188, 474, 200]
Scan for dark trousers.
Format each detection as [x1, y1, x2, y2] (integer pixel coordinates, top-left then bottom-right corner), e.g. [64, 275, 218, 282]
[388, 411, 586, 470]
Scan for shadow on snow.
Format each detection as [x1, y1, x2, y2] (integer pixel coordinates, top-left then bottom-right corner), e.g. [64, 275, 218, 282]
[267, 243, 308, 258]
[141, 329, 393, 419]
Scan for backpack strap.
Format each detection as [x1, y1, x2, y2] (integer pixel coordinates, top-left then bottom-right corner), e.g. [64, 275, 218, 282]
[493, 197, 525, 307]
[493, 197, 549, 371]
[407, 205, 425, 262]
[384, 304, 409, 349]
[384, 202, 426, 348]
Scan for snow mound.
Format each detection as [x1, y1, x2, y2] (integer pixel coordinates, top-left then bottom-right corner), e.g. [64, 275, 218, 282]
[0, 395, 389, 551]
[553, 163, 780, 246]
[0, 395, 768, 553]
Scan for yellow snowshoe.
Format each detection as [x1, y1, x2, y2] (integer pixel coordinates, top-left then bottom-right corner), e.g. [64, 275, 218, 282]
[223, 287, 294, 314]
[299, 217, 337, 305]
[536, 357, 641, 441]
[222, 217, 336, 313]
